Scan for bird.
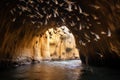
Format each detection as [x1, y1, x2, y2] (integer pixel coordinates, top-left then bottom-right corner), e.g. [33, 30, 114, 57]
[46, 1, 50, 4]
[10, 10, 14, 15]
[61, 18, 65, 23]
[66, 3, 72, 12]
[84, 33, 90, 39]
[101, 31, 106, 34]
[28, 0, 34, 4]
[44, 19, 48, 25]
[92, 15, 98, 20]
[70, 21, 75, 26]
[52, 0, 58, 5]
[19, 11, 22, 16]
[59, 3, 64, 7]
[78, 6, 82, 13]
[82, 42, 86, 46]
[65, 0, 74, 12]
[22, 19, 26, 24]
[79, 24, 82, 30]
[88, 40, 91, 42]
[31, 21, 36, 24]
[35, 6, 39, 11]
[36, 11, 43, 18]
[95, 34, 100, 40]
[97, 22, 101, 24]
[90, 4, 100, 9]
[53, 9, 59, 17]
[12, 18, 16, 22]
[107, 28, 111, 37]
[37, 26, 40, 28]
[77, 17, 80, 21]
[29, 15, 34, 18]
[86, 26, 90, 29]
[82, 12, 89, 16]
[21, 6, 27, 11]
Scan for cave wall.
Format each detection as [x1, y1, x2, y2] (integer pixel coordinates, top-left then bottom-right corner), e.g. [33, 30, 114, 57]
[48, 27, 79, 60]
[0, 26, 79, 64]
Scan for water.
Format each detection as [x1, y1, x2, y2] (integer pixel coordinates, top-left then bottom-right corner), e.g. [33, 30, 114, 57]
[0, 60, 120, 80]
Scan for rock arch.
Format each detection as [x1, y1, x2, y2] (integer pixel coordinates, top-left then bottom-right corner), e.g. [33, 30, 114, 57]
[0, 0, 120, 67]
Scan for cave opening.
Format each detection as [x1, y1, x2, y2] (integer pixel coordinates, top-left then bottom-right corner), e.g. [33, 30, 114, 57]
[0, 22, 82, 68]
[32, 25, 80, 62]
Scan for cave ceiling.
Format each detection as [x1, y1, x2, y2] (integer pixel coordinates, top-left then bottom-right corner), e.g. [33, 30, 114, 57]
[0, 0, 120, 55]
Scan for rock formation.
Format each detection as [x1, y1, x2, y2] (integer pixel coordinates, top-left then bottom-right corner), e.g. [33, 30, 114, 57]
[32, 26, 79, 61]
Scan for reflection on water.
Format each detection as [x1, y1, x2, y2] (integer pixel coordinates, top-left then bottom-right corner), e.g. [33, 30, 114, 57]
[0, 60, 120, 80]
[0, 60, 82, 80]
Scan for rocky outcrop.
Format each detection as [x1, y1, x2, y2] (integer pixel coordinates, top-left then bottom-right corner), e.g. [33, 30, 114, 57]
[48, 27, 79, 60]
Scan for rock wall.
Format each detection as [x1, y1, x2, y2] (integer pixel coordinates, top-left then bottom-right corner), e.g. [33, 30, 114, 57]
[48, 27, 79, 60]
[6, 27, 79, 64]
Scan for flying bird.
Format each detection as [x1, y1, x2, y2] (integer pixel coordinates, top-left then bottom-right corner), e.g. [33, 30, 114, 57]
[65, 0, 74, 12]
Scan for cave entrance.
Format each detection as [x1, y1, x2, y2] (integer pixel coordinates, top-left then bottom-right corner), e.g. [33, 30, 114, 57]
[33, 25, 80, 61]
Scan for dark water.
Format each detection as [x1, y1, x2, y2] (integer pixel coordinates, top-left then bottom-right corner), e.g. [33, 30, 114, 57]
[0, 60, 120, 80]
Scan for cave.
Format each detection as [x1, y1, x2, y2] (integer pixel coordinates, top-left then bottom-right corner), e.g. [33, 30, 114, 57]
[0, 0, 120, 80]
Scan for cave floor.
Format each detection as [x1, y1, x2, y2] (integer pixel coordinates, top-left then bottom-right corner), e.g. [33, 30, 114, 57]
[0, 60, 120, 80]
